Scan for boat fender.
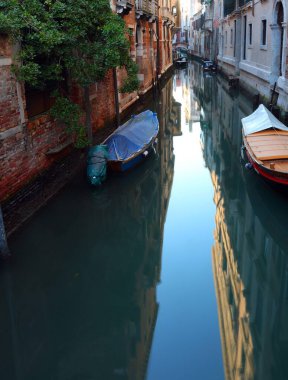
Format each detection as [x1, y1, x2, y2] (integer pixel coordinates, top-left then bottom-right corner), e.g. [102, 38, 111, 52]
[240, 145, 246, 161]
[143, 151, 148, 157]
[245, 163, 253, 170]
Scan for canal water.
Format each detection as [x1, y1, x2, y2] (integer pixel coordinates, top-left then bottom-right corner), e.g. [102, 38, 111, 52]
[2, 62, 288, 380]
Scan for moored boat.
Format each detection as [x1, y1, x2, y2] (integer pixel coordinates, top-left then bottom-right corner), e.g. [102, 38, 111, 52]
[241, 104, 288, 186]
[202, 60, 217, 72]
[87, 110, 159, 185]
[174, 57, 188, 68]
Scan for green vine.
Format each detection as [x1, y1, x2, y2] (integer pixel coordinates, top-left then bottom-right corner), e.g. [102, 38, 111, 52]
[120, 60, 139, 94]
[50, 96, 89, 148]
[0, 0, 139, 148]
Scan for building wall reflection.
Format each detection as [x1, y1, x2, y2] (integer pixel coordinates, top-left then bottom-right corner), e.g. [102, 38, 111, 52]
[0, 78, 176, 380]
[198, 72, 288, 380]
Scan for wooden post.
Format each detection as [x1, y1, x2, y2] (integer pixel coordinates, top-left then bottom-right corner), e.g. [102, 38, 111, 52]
[0, 206, 9, 256]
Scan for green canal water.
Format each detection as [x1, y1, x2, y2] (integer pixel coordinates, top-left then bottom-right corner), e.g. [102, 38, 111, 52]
[2, 62, 288, 380]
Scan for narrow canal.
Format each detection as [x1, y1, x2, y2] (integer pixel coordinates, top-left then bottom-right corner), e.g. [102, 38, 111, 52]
[2, 62, 288, 380]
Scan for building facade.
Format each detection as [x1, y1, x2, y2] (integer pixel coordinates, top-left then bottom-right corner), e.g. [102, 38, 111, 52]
[217, 0, 288, 111]
[0, 0, 178, 202]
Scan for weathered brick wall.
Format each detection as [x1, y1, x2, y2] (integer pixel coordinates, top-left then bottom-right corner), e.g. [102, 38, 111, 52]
[118, 6, 139, 112]
[0, 98, 71, 202]
[158, 17, 173, 74]
[0, 35, 72, 202]
[1, 3, 175, 203]
[0, 66, 22, 134]
[136, 20, 157, 94]
[90, 73, 116, 131]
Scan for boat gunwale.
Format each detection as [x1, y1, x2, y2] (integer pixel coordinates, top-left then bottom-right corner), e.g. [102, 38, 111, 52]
[244, 140, 288, 185]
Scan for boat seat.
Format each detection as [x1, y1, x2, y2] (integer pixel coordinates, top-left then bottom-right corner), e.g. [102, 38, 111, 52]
[246, 133, 288, 160]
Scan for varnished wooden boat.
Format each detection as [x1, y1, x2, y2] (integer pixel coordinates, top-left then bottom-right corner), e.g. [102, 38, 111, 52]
[242, 104, 288, 186]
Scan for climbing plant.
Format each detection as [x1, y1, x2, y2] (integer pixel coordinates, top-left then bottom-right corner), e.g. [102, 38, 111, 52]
[0, 0, 139, 146]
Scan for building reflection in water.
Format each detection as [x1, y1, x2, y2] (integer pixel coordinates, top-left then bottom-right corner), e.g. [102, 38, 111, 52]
[196, 66, 288, 380]
[0, 78, 177, 380]
[174, 67, 200, 131]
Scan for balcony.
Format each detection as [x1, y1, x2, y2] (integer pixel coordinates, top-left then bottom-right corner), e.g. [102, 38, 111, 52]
[135, 0, 158, 20]
[160, 6, 175, 27]
[116, 0, 134, 15]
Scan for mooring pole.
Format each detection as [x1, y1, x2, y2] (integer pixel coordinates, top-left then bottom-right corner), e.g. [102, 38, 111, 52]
[0, 206, 9, 256]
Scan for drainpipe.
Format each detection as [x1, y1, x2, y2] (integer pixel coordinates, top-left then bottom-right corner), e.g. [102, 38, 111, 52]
[156, 17, 161, 83]
[113, 68, 120, 128]
[211, 1, 215, 61]
[234, 0, 241, 76]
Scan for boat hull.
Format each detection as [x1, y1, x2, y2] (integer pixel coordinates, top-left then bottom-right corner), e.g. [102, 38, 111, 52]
[243, 139, 288, 186]
[107, 136, 157, 173]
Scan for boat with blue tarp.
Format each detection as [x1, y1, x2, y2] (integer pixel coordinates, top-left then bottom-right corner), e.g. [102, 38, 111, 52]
[87, 110, 159, 185]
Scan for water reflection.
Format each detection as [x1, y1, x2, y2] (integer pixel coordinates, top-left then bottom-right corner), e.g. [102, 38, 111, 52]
[0, 79, 176, 380]
[6, 62, 288, 380]
[199, 69, 288, 380]
[147, 66, 224, 380]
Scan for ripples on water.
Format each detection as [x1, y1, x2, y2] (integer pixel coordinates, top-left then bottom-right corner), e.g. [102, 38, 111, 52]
[1, 62, 288, 380]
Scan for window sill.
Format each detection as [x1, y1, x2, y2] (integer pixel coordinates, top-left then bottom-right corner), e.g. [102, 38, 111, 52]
[260, 45, 267, 51]
[0, 57, 12, 66]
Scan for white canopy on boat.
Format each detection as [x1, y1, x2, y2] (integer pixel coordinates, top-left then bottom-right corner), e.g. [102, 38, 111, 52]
[241, 104, 288, 136]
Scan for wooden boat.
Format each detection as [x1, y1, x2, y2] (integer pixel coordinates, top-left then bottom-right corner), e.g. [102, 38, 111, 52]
[242, 104, 288, 186]
[174, 57, 188, 68]
[202, 60, 217, 72]
[87, 110, 159, 185]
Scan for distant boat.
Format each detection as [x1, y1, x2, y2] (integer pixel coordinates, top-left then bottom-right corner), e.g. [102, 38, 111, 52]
[174, 57, 188, 68]
[87, 110, 159, 185]
[202, 60, 217, 72]
[242, 104, 288, 186]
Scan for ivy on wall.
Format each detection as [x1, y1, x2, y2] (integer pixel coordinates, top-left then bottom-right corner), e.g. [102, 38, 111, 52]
[0, 0, 139, 147]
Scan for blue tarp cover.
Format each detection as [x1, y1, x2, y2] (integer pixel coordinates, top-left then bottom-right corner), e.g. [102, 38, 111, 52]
[104, 110, 159, 161]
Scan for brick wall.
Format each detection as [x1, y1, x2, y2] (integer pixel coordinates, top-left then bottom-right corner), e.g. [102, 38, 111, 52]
[0, 35, 74, 202]
[90, 73, 116, 131]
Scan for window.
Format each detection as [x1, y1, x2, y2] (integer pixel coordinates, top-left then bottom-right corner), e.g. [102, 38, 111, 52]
[25, 86, 55, 118]
[0, 34, 10, 57]
[249, 23, 252, 45]
[261, 19, 267, 46]
[225, 31, 227, 46]
[230, 29, 233, 46]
